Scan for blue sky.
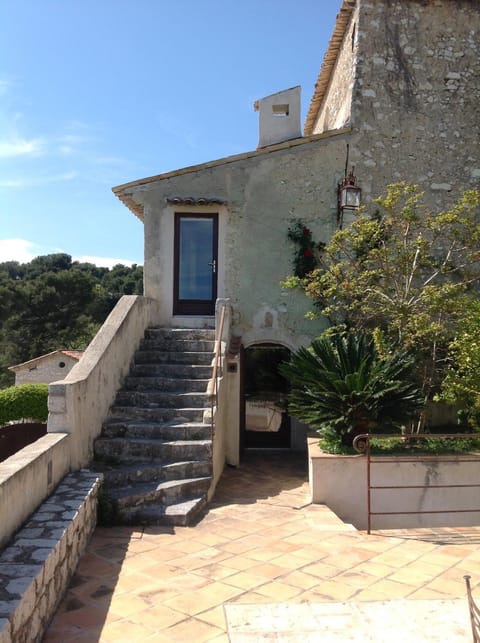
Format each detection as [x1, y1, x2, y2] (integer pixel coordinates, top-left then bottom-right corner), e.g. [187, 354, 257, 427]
[0, 1, 341, 267]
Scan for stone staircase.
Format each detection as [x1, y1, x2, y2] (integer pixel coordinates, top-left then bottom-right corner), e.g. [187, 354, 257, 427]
[93, 327, 215, 526]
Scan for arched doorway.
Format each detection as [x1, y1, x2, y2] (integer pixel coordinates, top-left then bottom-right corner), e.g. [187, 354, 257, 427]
[241, 343, 291, 450]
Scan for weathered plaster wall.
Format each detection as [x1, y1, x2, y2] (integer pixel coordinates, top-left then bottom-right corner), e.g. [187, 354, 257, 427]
[312, 3, 358, 134]
[13, 354, 79, 386]
[139, 132, 350, 348]
[349, 0, 479, 208]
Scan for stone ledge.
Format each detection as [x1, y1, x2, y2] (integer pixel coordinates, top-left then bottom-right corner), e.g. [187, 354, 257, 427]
[0, 470, 102, 643]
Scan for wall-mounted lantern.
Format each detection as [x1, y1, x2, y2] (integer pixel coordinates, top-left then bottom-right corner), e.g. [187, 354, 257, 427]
[338, 167, 361, 228]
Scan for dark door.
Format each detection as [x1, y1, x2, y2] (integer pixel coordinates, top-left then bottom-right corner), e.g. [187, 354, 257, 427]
[242, 344, 291, 449]
[174, 213, 218, 315]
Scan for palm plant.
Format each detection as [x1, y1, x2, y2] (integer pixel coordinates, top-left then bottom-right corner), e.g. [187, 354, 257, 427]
[280, 332, 422, 447]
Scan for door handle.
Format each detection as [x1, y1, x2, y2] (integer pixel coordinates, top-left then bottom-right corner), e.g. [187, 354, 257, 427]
[209, 259, 216, 274]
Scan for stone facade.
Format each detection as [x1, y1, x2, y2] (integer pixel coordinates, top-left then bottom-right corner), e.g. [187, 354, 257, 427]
[309, 0, 480, 211]
[110, 0, 479, 466]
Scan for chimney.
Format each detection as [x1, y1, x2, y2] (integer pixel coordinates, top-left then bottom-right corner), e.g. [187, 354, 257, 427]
[253, 86, 302, 148]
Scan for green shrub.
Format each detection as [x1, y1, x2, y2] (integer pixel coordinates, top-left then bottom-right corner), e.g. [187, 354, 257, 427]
[280, 331, 423, 448]
[0, 384, 49, 425]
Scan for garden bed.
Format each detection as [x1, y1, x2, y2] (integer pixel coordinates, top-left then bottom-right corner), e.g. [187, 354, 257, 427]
[308, 437, 480, 531]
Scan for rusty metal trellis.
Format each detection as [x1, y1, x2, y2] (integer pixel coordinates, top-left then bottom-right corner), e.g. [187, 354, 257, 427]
[352, 433, 480, 534]
[464, 575, 480, 643]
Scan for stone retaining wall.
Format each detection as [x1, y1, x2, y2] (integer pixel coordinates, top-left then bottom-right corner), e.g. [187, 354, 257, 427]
[0, 470, 102, 643]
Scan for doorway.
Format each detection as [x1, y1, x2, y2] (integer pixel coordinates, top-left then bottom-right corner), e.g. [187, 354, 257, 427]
[242, 343, 291, 449]
[173, 213, 218, 316]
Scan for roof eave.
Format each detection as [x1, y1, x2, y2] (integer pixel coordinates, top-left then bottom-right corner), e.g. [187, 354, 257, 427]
[304, 0, 356, 136]
[113, 126, 352, 220]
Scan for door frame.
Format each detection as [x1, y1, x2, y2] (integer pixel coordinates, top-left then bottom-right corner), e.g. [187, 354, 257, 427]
[173, 212, 218, 316]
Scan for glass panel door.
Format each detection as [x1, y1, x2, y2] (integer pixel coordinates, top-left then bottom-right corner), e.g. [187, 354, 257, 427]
[174, 213, 218, 315]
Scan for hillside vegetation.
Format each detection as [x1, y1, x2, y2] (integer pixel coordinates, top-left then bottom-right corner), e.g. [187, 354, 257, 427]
[0, 253, 143, 388]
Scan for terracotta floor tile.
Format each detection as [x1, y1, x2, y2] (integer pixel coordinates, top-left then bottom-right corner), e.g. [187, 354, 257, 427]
[161, 616, 224, 642]
[196, 605, 228, 629]
[215, 555, 257, 571]
[300, 561, 346, 580]
[222, 570, 268, 590]
[253, 580, 303, 600]
[133, 603, 186, 630]
[99, 618, 156, 642]
[306, 580, 359, 601]
[279, 570, 322, 590]
[43, 453, 480, 643]
[107, 594, 152, 619]
[163, 581, 242, 616]
[366, 578, 417, 599]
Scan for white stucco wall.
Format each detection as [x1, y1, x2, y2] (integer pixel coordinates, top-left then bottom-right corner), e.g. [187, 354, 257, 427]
[309, 439, 480, 530]
[12, 354, 80, 386]
[136, 130, 349, 350]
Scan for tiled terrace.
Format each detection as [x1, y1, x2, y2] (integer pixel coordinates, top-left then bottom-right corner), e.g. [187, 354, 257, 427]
[43, 452, 480, 641]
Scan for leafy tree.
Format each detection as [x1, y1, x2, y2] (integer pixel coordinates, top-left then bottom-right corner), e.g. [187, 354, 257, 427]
[286, 183, 480, 426]
[280, 332, 422, 449]
[0, 254, 143, 388]
[440, 298, 480, 429]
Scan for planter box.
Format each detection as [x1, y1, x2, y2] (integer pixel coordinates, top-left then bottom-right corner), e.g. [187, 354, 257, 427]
[308, 437, 480, 530]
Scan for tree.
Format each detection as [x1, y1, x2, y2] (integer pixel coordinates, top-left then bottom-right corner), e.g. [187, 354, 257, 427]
[286, 183, 480, 427]
[0, 255, 144, 388]
[440, 298, 480, 429]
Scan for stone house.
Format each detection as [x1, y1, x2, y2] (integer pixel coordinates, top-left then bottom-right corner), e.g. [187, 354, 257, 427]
[46, 0, 479, 524]
[9, 350, 83, 386]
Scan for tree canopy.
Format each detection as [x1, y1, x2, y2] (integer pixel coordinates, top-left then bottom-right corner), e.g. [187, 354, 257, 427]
[284, 183, 480, 430]
[0, 254, 143, 388]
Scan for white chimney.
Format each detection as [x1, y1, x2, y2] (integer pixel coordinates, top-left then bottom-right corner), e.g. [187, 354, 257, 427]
[253, 86, 302, 148]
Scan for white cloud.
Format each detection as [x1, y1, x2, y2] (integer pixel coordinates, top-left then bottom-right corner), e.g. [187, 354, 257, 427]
[0, 137, 45, 158]
[0, 171, 78, 189]
[0, 238, 41, 263]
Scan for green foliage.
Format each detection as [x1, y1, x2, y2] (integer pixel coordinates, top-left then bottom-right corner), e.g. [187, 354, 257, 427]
[0, 254, 143, 388]
[320, 435, 480, 456]
[286, 220, 324, 278]
[0, 384, 49, 425]
[280, 332, 422, 448]
[287, 183, 480, 412]
[440, 298, 480, 428]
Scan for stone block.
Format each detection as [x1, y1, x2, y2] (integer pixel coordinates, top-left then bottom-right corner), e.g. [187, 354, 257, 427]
[0, 619, 12, 643]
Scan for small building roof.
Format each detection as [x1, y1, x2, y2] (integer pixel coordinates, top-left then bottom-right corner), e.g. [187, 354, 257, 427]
[8, 350, 83, 372]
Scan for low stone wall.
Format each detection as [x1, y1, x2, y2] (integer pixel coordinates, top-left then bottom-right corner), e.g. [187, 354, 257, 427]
[308, 438, 480, 530]
[0, 470, 102, 643]
[0, 434, 70, 550]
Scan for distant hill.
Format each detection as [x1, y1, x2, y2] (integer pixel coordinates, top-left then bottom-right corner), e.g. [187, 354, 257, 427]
[0, 253, 143, 388]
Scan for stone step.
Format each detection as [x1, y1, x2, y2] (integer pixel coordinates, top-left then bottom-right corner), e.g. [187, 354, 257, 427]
[130, 363, 213, 378]
[115, 391, 209, 409]
[139, 338, 215, 353]
[94, 437, 212, 463]
[145, 328, 215, 341]
[101, 420, 211, 441]
[134, 350, 213, 365]
[94, 459, 212, 486]
[123, 376, 210, 392]
[109, 477, 211, 509]
[118, 496, 208, 526]
[108, 406, 206, 423]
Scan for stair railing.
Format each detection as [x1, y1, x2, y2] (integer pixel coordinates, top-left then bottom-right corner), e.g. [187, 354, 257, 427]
[207, 302, 226, 442]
